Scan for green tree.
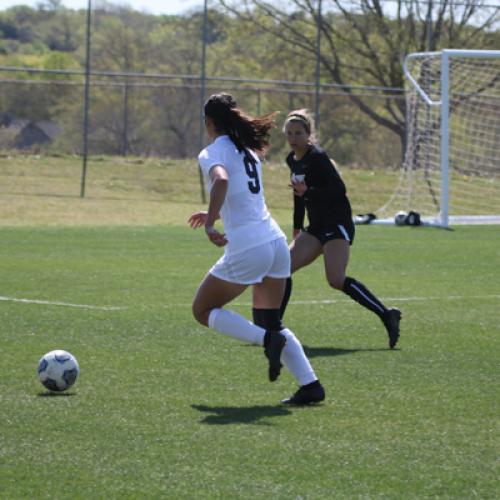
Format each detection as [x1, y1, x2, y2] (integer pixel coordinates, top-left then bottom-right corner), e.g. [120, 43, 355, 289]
[85, 8, 156, 155]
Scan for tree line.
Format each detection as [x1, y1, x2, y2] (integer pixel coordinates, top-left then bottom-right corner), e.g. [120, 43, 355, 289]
[0, 0, 498, 165]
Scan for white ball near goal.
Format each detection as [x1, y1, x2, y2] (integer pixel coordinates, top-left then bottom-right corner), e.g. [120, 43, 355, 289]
[38, 350, 80, 392]
[394, 211, 408, 226]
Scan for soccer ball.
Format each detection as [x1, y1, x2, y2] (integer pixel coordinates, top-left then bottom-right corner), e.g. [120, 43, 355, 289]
[38, 350, 80, 392]
[394, 211, 408, 226]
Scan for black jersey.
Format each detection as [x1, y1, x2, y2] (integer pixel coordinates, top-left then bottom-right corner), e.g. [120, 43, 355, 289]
[286, 144, 352, 230]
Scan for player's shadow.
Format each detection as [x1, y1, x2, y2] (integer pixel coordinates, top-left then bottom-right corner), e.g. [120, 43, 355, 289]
[191, 404, 291, 426]
[303, 345, 395, 358]
[244, 345, 397, 358]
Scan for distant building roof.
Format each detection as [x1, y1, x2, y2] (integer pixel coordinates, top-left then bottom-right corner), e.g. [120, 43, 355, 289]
[13, 120, 60, 149]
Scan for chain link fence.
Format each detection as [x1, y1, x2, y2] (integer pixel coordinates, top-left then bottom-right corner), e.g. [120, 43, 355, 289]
[0, 68, 403, 166]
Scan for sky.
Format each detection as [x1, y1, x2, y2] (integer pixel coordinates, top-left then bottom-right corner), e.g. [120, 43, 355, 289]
[0, 0, 204, 15]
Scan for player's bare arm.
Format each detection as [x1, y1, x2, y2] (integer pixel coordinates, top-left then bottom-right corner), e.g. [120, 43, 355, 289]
[204, 165, 228, 247]
[188, 211, 220, 228]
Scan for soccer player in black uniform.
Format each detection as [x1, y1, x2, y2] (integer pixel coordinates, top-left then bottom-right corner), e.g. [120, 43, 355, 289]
[280, 109, 401, 348]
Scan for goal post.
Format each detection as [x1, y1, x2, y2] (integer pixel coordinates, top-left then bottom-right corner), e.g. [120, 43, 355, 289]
[378, 49, 500, 227]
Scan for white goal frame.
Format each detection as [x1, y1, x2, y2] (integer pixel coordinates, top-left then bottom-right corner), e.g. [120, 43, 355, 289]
[402, 49, 500, 227]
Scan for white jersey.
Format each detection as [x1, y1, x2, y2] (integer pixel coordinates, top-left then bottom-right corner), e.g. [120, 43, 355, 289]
[198, 135, 285, 255]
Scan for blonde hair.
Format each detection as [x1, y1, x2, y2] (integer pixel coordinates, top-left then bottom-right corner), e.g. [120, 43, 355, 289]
[283, 109, 317, 143]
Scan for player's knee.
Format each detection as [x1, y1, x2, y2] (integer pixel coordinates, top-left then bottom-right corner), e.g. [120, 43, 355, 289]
[327, 274, 345, 290]
[192, 302, 209, 327]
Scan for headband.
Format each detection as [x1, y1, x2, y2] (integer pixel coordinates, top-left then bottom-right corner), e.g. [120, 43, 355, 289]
[285, 114, 311, 133]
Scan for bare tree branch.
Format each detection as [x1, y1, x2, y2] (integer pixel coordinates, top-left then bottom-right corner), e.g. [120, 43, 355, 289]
[217, 0, 498, 151]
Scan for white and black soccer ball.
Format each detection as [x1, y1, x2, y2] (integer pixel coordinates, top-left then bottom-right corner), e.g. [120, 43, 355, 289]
[38, 350, 80, 392]
[394, 211, 408, 226]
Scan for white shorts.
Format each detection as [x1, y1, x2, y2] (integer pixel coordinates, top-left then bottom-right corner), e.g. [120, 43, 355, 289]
[209, 237, 290, 285]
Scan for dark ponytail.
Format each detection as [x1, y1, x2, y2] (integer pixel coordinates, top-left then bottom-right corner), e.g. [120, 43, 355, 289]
[204, 93, 276, 153]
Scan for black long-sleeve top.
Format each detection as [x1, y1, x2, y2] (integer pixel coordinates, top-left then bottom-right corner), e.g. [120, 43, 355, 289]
[286, 144, 352, 230]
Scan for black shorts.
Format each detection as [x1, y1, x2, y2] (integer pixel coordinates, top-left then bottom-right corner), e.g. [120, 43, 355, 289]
[305, 222, 355, 246]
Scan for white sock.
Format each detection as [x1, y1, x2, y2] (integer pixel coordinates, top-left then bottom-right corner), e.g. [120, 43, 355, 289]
[208, 308, 265, 346]
[281, 328, 317, 386]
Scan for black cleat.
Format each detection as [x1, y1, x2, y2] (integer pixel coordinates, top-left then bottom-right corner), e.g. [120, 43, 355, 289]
[282, 380, 325, 405]
[382, 308, 402, 349]
[264, 330, 286, 382]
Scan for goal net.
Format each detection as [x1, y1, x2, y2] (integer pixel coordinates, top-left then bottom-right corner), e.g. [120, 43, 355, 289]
[378, 49, 500, 226]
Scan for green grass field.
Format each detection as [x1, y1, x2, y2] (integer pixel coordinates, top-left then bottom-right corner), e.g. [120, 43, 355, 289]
[0, 156, 499, 498]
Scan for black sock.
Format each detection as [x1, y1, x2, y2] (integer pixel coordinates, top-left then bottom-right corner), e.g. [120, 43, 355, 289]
[342, 276, 387, 319]
[304, 380, 321, 389]
[252, 308, 283, 332]
[279, 277, 293, 320]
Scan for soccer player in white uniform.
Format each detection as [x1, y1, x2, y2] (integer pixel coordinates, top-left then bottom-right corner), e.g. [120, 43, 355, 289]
[188, 93, 325, 405]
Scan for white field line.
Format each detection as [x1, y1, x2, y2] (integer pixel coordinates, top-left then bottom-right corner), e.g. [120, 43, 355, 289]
[158, 294, 500, 308]
[290, 295, 500, 305]
[1, 294, 498, 311]
[0, 296, 124, 311]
